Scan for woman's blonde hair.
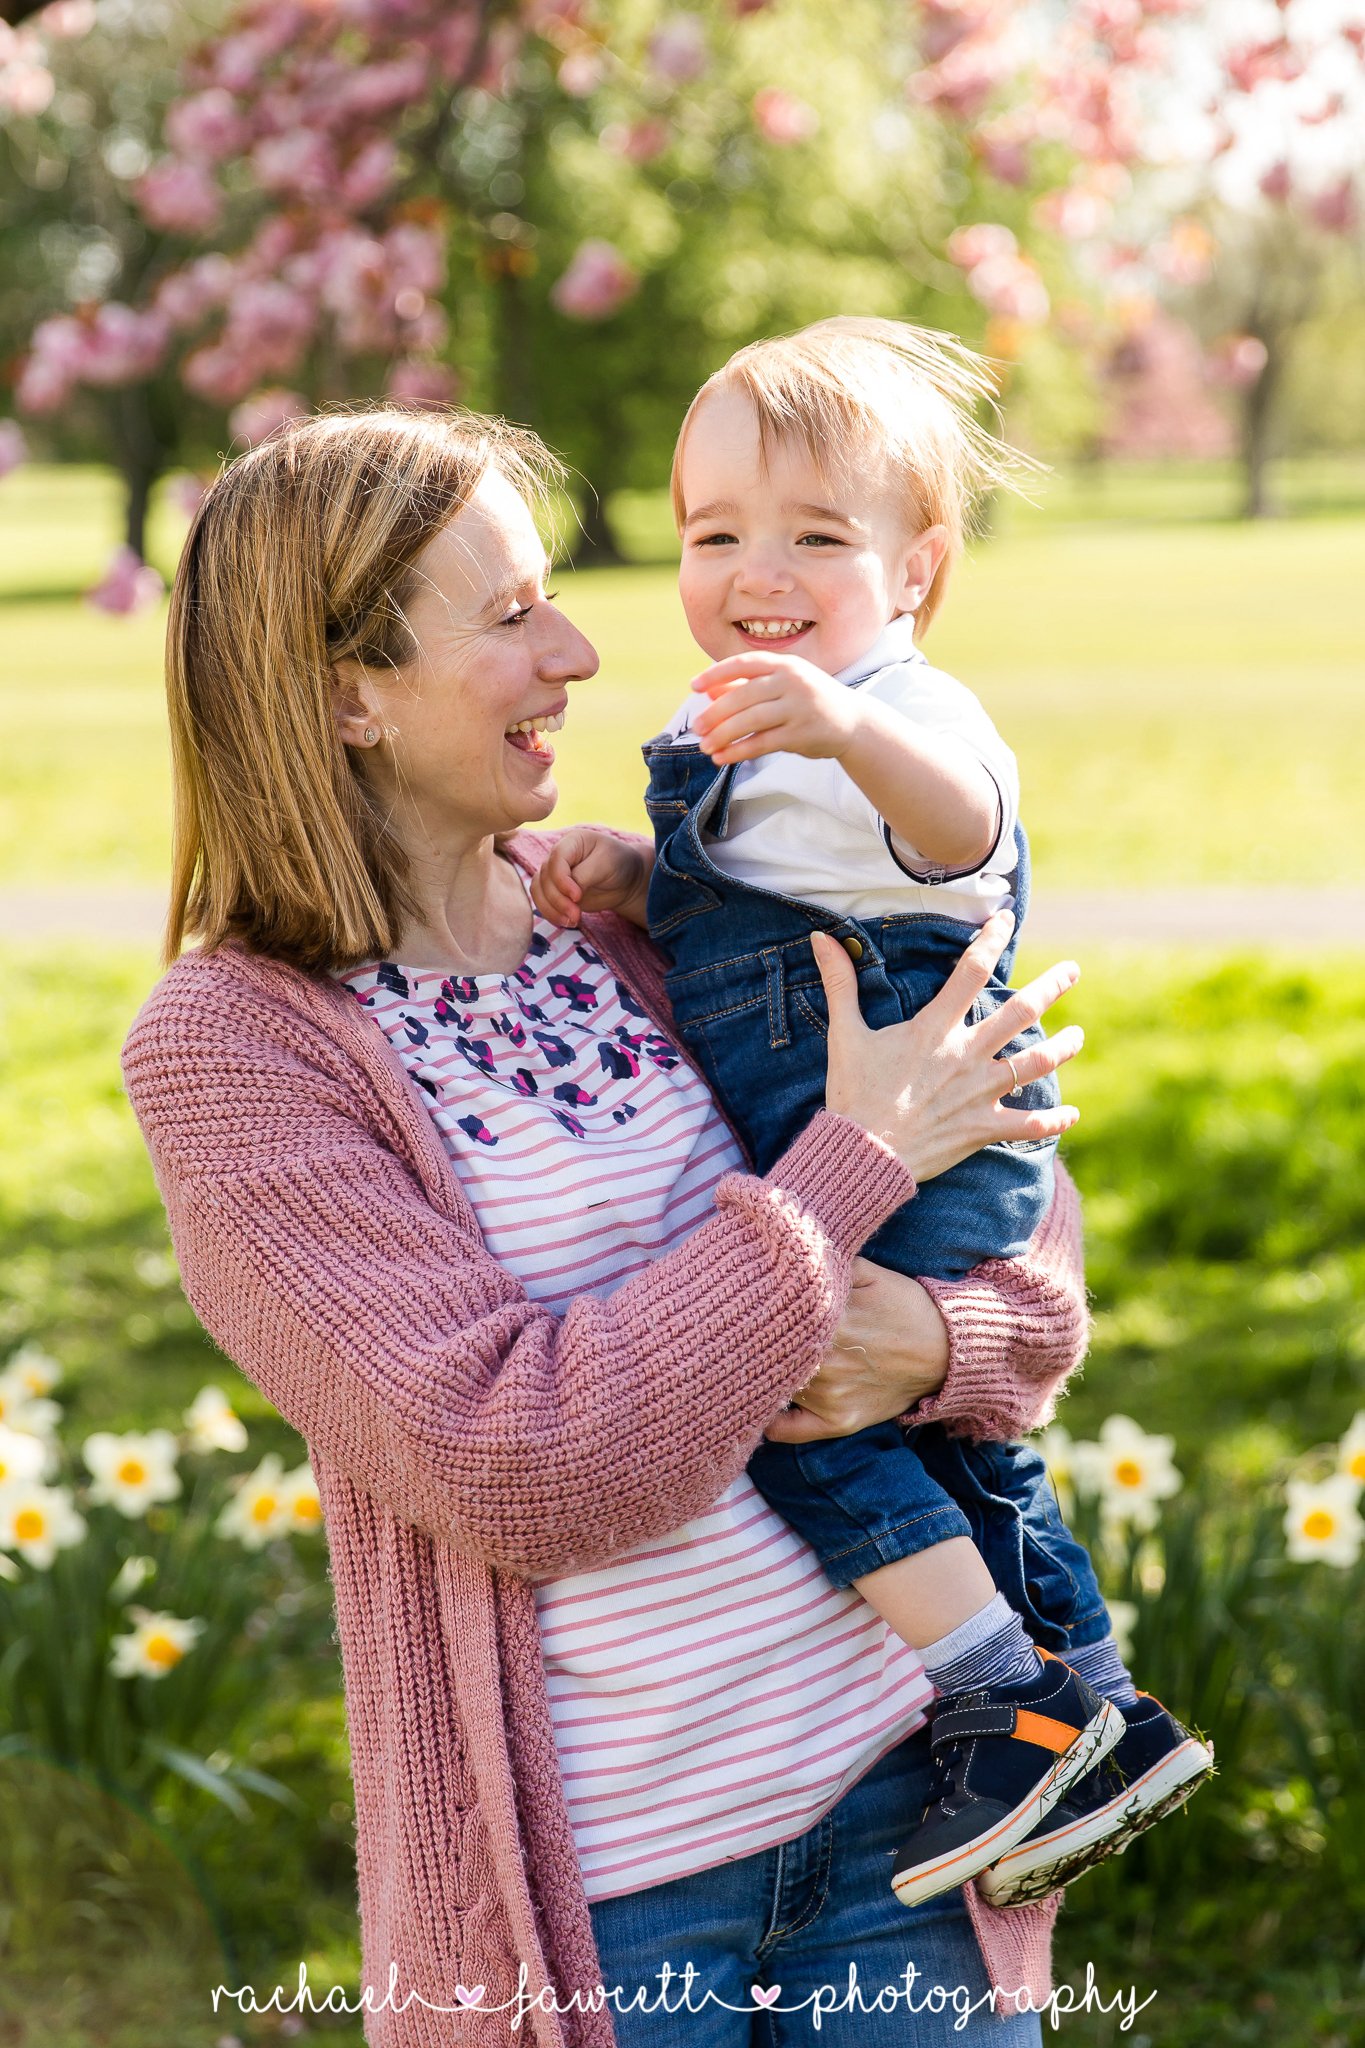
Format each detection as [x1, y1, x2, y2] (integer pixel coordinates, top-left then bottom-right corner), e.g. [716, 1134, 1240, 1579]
[164, 403, 563, 974]
[669, 316, 1044, 636]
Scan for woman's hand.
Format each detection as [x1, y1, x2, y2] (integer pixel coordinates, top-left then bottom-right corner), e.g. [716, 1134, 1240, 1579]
[815, 911, 1082, 1182]
[762, 1258, 950, 1443]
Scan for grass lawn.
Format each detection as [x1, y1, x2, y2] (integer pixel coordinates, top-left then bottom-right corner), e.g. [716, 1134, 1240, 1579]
[2, 459, 1364, 892]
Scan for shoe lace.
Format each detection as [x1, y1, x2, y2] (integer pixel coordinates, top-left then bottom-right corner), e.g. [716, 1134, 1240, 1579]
[925, 1733, 968, 1815]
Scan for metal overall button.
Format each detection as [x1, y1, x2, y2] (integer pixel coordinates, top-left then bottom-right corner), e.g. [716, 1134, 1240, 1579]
[841, 935, 864, 962]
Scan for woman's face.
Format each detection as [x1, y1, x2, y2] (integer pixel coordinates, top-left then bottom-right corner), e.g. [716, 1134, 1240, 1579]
[341, 467, 599, 843]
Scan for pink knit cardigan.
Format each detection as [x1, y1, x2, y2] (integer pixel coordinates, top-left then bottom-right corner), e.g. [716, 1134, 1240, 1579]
[120, 828, 1089, 2047]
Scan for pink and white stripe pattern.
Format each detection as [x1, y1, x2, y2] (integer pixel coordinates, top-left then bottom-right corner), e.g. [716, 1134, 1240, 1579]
[343, 894, 932, 1899]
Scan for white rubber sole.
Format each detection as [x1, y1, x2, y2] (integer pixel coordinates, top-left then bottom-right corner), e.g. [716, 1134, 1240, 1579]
[891, 1698, 1126, 1911]
[976, 1735, 1215, 1907]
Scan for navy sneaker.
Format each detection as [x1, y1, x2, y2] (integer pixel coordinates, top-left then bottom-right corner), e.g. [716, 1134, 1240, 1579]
[977, 1690, 1215, 1908]
[890, 1650, 1124, 1910]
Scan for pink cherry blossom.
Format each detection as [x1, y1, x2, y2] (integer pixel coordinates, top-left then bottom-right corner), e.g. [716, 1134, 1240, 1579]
[340, 136, 399, 208]
[557, 49, 605, 97]
[182, 343, 259, 405]
[908, 41, 1007, 125]
[155, 254, 238, 330]
[917, 3, 993, 68]
[1208, 334, 1269, 390]
[974, 118, 1032, 186]
[0, 419, 27, 481]
[600, 117, 672, 163]
[78, 304, 172, 387]
[965, 252, 1050, 323]
[946, 221, 1018, 269]
[228, 387, 309, 447]
[136, 159, 225, 236]
[169, 472, 210, 518]
[1309, 178, 1358, 234]
[0, 40, 55, 118]
[165, 87, 249, 163]
[1033, 184, 1111, 239]
[386, 358, 461, 405]
[223, 281, 316, 375]
[39, 2, 98, 37]
[1100, 310, 1234, 460]
[752, 88, 819, 146]
[1258, 160, 1292, 204]
[333, 53, 429, 120]
[85, 546, 166, 617]
[252, 129, 339, 201]
[1225, 37, 1304, 93]
[550, 240, 639, 321]
[649, 15, 708, 86]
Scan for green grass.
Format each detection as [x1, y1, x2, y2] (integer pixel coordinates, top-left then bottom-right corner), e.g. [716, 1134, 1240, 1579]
[2, 460, 1364, 892]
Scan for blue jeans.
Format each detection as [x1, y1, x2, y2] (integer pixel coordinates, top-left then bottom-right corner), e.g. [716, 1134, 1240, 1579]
[642, 740, 1110, 1652]
[588, 1726, 1043, 2045]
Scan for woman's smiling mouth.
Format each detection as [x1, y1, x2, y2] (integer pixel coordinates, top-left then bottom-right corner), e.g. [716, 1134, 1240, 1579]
[505, 708, 565, 758]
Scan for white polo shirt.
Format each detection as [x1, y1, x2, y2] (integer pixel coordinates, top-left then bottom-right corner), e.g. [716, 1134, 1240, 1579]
[660, 612, 1020, 924]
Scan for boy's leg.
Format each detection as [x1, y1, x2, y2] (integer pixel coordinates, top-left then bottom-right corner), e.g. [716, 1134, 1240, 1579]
[746, 1428, 1123, 1908]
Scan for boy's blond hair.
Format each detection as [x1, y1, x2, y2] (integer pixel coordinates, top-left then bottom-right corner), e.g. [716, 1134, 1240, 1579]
[670, 316, 1043, 637]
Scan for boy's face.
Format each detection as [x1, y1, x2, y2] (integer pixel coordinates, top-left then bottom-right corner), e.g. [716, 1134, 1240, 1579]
[676, 386, 930, 677]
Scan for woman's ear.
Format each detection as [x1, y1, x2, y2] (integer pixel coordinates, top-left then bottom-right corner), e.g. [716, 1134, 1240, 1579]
[896, 524, 950, 614]
[331, 658, 383, 750]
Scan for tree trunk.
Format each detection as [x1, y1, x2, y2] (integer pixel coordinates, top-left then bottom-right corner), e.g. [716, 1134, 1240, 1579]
[568, 487, 623, 568]
[1240, 338, 1281, 521]
[106, 383, 163, 560]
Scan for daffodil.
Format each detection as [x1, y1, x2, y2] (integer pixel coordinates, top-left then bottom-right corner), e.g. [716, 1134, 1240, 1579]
[1106, 1599, 1138, 1663]
[1071, 1415, 1182, 1532]
[0, 1423, 52, 1488]
[111, 1554, 157, 1602]
[1284, 1474, 1364, 1568]
[0, 1362, 61, 1441]
[82, 1429, 182, 1517]
[184, 1384, 249, 1454]
[1336, 1412, 1365, 1492]
[0, 1479, 86, 1568]
[278, 1461, 323, 1534]
[216, 1453, 292, 1549]
[4, 1343, 61, 1398]
[1037, 1424, 1076, 1518]
[109, 1606, 206, 1679]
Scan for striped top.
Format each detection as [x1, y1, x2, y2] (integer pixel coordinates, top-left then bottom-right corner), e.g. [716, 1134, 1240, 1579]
[341, 883, 932, 1900]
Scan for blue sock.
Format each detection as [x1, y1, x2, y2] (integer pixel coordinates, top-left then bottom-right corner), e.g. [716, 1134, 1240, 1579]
[1063, 1633, 1140, 1705]
[918, 1592, 1043, 1698]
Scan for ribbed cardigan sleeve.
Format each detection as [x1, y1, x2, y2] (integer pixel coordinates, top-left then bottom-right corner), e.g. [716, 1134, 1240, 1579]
[902, 1159, 1090, 1442]
[121, 965, 919, 1581]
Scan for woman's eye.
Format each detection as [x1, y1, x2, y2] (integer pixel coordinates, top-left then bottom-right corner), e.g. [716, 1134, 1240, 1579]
[501, 604, 534, 626]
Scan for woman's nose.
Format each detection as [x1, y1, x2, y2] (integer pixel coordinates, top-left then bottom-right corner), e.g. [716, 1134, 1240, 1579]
[540, 617, 600, 684]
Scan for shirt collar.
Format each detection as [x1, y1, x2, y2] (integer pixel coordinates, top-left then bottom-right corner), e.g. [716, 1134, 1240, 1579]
[835, 611, 925, 691]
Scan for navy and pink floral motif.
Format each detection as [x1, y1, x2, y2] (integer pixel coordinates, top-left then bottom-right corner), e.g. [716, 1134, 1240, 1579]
[343, 913, 686, 1151]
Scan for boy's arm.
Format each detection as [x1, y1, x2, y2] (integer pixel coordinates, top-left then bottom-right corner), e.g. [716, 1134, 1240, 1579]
[837, 699, 1001, 873]
[689, 651, 1012, 876]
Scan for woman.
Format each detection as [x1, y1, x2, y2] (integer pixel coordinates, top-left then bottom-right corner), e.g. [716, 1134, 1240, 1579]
[122, 407, 1091, 2048]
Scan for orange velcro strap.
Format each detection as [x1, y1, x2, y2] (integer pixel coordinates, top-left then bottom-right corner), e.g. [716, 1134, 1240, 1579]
[1012, 1710, 1081, 1754]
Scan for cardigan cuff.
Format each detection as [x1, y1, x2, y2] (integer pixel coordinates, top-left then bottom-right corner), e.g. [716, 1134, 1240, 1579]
[759, 1110, 918, 1263]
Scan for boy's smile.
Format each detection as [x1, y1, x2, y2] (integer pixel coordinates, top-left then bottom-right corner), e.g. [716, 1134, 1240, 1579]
[675, 384, 942, 679]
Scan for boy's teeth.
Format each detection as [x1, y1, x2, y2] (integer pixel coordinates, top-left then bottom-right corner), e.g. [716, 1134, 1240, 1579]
[738, 620, 808, 638]
[505, 711, 566, 735]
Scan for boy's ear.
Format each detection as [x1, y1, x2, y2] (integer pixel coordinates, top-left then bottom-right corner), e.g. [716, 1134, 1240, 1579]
[896, 524, 950, 614]
[331, 657, 383, 750]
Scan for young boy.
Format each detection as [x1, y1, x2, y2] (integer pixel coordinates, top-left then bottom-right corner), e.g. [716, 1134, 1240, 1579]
[532, 318, 1212, 1910]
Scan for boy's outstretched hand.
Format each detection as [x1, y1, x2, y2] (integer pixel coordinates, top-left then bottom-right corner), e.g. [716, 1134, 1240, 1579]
[689, 652, 861, 764]
[530, 827, 654, 930]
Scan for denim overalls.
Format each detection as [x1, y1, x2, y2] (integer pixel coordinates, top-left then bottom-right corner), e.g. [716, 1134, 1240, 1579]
[642, 734, 1110, 1651]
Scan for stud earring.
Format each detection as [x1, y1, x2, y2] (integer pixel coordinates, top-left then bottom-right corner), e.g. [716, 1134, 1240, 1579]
[363, 726, 379, 744]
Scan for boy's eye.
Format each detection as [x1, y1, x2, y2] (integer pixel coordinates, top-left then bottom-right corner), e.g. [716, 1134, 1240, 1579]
[692, 531, 737, 547]
[797, 533, 844, 547]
